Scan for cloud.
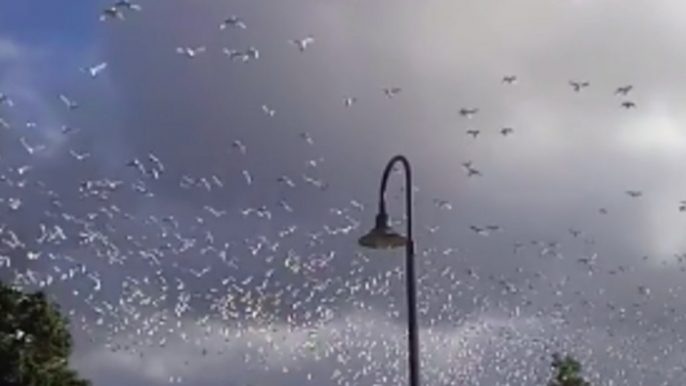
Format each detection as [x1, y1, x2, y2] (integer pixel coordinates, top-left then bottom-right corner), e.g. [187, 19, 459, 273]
[73, 310, 552, 386]
[0, 37, 22, 61]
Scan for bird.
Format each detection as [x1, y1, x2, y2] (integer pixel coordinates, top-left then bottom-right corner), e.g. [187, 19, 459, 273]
[113, 0, 142, 11]
[469, 226, 489, 236]
[461, 162, 481, 177]
[176, 46, 206, 58]
[569, 229, 582, 238]
[344, 97, 357, 107]
[615, 85, 633, 95]
[299, 132, 313, 145]
[59, 94, 79, 110]
[69, 150, 90, 161]
[432, 199, 452, 210]
[223, 48, 258, 62]
[219, 15, 246, 30]
[500, 127, 514, 136]
[222, 48, 242, 61]
[244, 47, 260, 61]
[231, 140, 247, 154]
[459, 108, 479, 118]
[61, 125, 80, 135]
[466, 129, 480, 138]
[383, 87, 402, 98]
[100, 7, 124, 21]
[0, 93, 14, 107]
[242, 170, 252, 185]
[502, 75, 517, 84]
[19, 137, 45, 155]
[262, 105, 275, 117]
[626, 190, 642, 198]
[679, 201, 686, 212]
[82, 62, 108, 78]
[621, 101, 636, 109]
[569, 80, 590, 92]
[290, 36, 315, 52]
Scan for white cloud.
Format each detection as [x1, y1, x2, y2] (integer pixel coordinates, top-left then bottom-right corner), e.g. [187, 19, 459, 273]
[615, 105, 686, 160]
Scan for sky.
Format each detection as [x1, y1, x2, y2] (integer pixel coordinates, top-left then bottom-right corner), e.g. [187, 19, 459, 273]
[3, 0, 686, 385]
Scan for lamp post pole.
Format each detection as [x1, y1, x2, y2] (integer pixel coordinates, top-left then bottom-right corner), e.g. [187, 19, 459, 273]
[377, 155, 420, 386]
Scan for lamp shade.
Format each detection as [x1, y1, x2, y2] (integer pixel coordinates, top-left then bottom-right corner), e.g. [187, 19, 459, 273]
[358, 212, 407, 249]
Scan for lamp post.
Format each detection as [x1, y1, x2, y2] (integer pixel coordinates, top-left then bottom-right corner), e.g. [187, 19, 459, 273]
[358, 155, 420, 386]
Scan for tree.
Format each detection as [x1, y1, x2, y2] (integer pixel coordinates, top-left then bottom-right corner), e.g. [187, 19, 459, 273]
[0, 280, 90, 386]
[548, 353, 591, 386]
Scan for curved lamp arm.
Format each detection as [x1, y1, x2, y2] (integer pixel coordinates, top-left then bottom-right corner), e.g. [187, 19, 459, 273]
[377, 155, 413, 243]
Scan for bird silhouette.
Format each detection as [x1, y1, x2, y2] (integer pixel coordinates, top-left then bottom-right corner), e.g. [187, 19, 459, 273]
[569, 80, 590, 92]
[459, 108, 479, 118]
[502, 75, 517, 84]
[82, 62, 108, 78]
[290, 36, 315, 52]
[220, 15, 246, 30]
[100, 7, 124, 21]
[500, 127, 514, 136]
[176, 46, 206, 58]
[621, 101, 636, 109]
[113, 0, 142, 11]
[615, 85, 633, 95]
[383, 87, 402, 98]
[466, 129, 480, 138]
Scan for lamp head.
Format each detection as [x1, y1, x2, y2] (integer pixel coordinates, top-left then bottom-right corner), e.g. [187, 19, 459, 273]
[358, 212, 407, 249]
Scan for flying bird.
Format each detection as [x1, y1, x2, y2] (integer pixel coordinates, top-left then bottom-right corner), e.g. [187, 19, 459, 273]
[299, 132, 314, 145]
[262, 105, 275, 117]
[223, 47, 259, 62]
[569, 80, 590, 92]
[231, 140, 247, 154]
[466, 129, 480, 138]
[679, 201, 686, 212]
[459, 108, 479, 118]
[502, 75, 517, 84]
[500, 127, 514, 136]
[626, 190, 642, 198]
[383, 87, 402, 98]
[462, 162, 481, 177]
[220, 15, 246, 30]
[59, 94, 79, 110]
[469, 226, 490, 236]
[69, 150, 91, 161]
[244, 47, 259, 60]
[113, 0, 142, 11]
[344, 97, 357, 107]
[0, 93, 13, 107]
[621, 101, 636, 109]
[19, 137, 45, 155]
[290, 36, 315, 52]
[100, 7, 124, 21]
[82, 62, 108, 78]
[615, 85, 633, 95]
[176, 46, 206, 58]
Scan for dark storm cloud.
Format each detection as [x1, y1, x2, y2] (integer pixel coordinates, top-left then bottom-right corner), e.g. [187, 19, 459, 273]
[5, 0, 686, 385]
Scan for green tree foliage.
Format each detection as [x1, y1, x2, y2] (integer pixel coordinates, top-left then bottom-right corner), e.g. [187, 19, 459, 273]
[0, 281, 90, 386]
[548, 353, 591, 386]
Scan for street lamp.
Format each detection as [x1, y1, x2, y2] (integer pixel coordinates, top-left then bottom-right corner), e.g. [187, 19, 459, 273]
[358, 155, 420, 386]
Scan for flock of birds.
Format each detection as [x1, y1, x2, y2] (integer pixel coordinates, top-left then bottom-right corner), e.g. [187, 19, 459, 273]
[1, 1, 686, 386]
